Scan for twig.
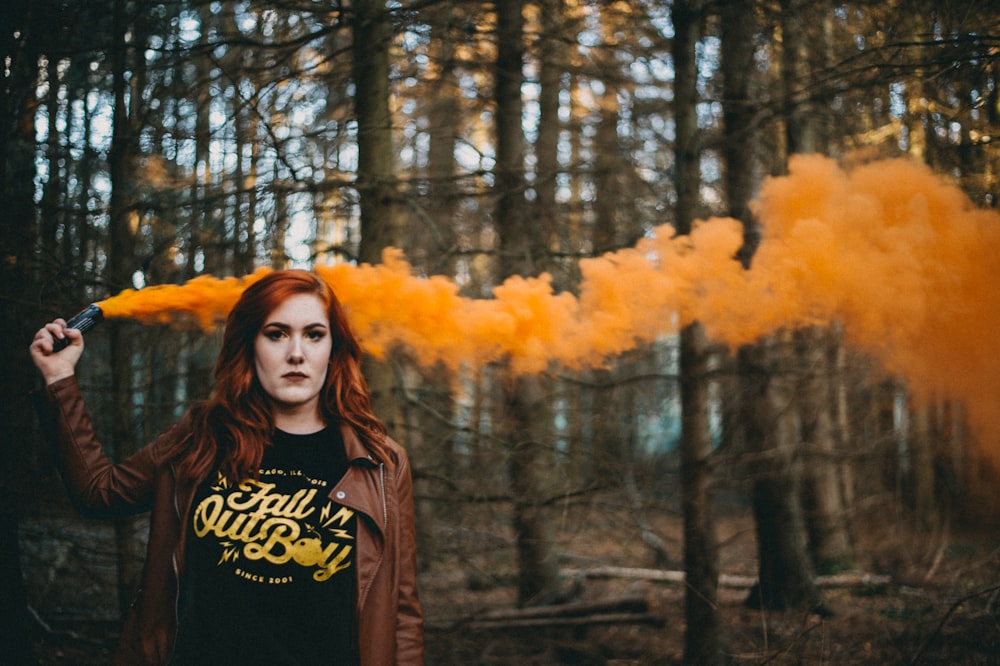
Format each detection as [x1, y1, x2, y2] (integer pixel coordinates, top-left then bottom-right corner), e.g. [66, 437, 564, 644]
[909, 583, 1000, 665]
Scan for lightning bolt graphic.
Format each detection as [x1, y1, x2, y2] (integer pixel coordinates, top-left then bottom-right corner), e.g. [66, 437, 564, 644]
[321, 504, 354, 528]
[218, 542, 239, 565]
[212, 470, 230, 492]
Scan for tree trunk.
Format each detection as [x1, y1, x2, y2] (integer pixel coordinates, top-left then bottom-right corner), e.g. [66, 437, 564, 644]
[505, 374, 561, 605]
[796, 327, 853, 573]
[108, 0, 140, 617]
[781, 0, 824, 154]
[907, 401, 939, 531]
[403, 7, 465, 566]
[40, 57, 63, 261]
[190, 4, 214, 278]
[494, 0, 560, 607]
[873, 379, 900, 497]
[780, 1, 852, 572]
[720, 0, 759, 265]
[742, 334, 822, 612]
[587, 6, 630, 490]
[422, 6, 460, 275]
[0, 5, 44, 660]
[738, 0, 829, 614]
[592, 5, 622, 257]
[533, 0, 563, 268]
[353, 0, 403, 432]
[672, 1, 721, 663]
[679, 323, 720, 664]
[830, 329, 856, 508]
[354, 0, 399, 260]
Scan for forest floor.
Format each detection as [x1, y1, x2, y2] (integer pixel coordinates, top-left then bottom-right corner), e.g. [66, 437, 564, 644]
[22, 493, 1000, 665]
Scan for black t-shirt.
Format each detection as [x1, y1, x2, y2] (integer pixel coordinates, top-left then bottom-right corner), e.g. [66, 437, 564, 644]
[171, 427, 358, 665]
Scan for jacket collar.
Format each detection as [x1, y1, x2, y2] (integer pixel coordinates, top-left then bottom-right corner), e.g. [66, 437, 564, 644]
[340, 423, 381, 466]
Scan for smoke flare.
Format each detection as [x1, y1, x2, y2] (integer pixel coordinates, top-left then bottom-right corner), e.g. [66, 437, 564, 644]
[96, 156, 1000, 448]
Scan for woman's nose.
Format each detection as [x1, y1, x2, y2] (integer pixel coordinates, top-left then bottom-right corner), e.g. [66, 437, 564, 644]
[287, 337, 305, 362]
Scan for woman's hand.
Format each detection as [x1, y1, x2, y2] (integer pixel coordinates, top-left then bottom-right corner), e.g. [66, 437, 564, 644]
[30, 319, 84, 385]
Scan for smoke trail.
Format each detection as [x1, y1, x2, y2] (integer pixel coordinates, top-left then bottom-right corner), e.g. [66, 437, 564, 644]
[96, 155, 1000, 446]
[98, 269, 272, 328]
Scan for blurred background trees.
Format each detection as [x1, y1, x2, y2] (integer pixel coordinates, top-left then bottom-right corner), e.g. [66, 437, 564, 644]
[2, 0, 998, 662]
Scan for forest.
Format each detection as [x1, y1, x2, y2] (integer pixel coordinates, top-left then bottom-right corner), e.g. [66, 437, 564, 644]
[2, 0, 999, 663]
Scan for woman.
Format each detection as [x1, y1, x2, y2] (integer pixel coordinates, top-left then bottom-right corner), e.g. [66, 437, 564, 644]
[30, 270, 424, 665]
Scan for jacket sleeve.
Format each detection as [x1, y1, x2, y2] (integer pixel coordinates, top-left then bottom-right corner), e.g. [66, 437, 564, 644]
[391, 446, 425, 664]
[33, 375, 176, 518]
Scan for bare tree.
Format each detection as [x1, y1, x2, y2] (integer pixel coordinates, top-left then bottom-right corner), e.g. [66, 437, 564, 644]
[353, 0, 404, 432]
[672, 1, 722, 663]
[106, 0, 144, 616]
[494, 0, 561, 607]
[784, 0, 853, 577]
[0, 2, 47, 659]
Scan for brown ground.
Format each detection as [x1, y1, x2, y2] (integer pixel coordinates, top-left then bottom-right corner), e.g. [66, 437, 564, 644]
[417, 499, 1000, 665]
[24, 497, 1000, 665]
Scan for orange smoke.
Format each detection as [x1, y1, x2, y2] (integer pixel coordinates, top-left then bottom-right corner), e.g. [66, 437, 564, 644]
[742, 155, 1000, 449]
[98, 269, 272, 328]
[97, 155, 1000, 445]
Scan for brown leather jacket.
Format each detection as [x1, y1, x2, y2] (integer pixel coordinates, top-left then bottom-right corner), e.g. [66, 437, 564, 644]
[35, 375, 424, 665]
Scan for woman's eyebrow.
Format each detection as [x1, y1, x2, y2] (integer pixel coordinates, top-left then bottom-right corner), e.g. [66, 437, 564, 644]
[261, 321, 328, 330]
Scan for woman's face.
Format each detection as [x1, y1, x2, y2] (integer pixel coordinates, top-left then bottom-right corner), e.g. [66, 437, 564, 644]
[253, 293, 333, 425]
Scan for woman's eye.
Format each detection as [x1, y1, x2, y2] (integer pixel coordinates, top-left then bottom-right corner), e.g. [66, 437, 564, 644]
[264, 330, 285, 340]
[307, 330, 326, 341]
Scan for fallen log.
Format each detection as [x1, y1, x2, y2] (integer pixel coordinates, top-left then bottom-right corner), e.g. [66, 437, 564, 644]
[459, 611, 666, 631]
[815, 572, 893, 588]
[561, 566, 891, 588]
[428, 593, 665, 631]
[473, 593, 649, 621]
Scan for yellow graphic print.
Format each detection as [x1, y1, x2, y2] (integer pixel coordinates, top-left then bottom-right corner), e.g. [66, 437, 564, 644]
[193, 473, 354, 583]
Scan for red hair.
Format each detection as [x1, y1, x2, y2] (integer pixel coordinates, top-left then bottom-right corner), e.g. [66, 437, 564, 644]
[172, 270, 387, 482]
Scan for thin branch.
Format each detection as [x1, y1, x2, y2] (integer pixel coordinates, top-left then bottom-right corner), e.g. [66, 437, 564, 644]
[909, 583, 1000, 665]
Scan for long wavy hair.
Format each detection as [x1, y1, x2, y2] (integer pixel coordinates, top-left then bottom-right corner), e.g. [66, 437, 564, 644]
[172, 269, 387, 482]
